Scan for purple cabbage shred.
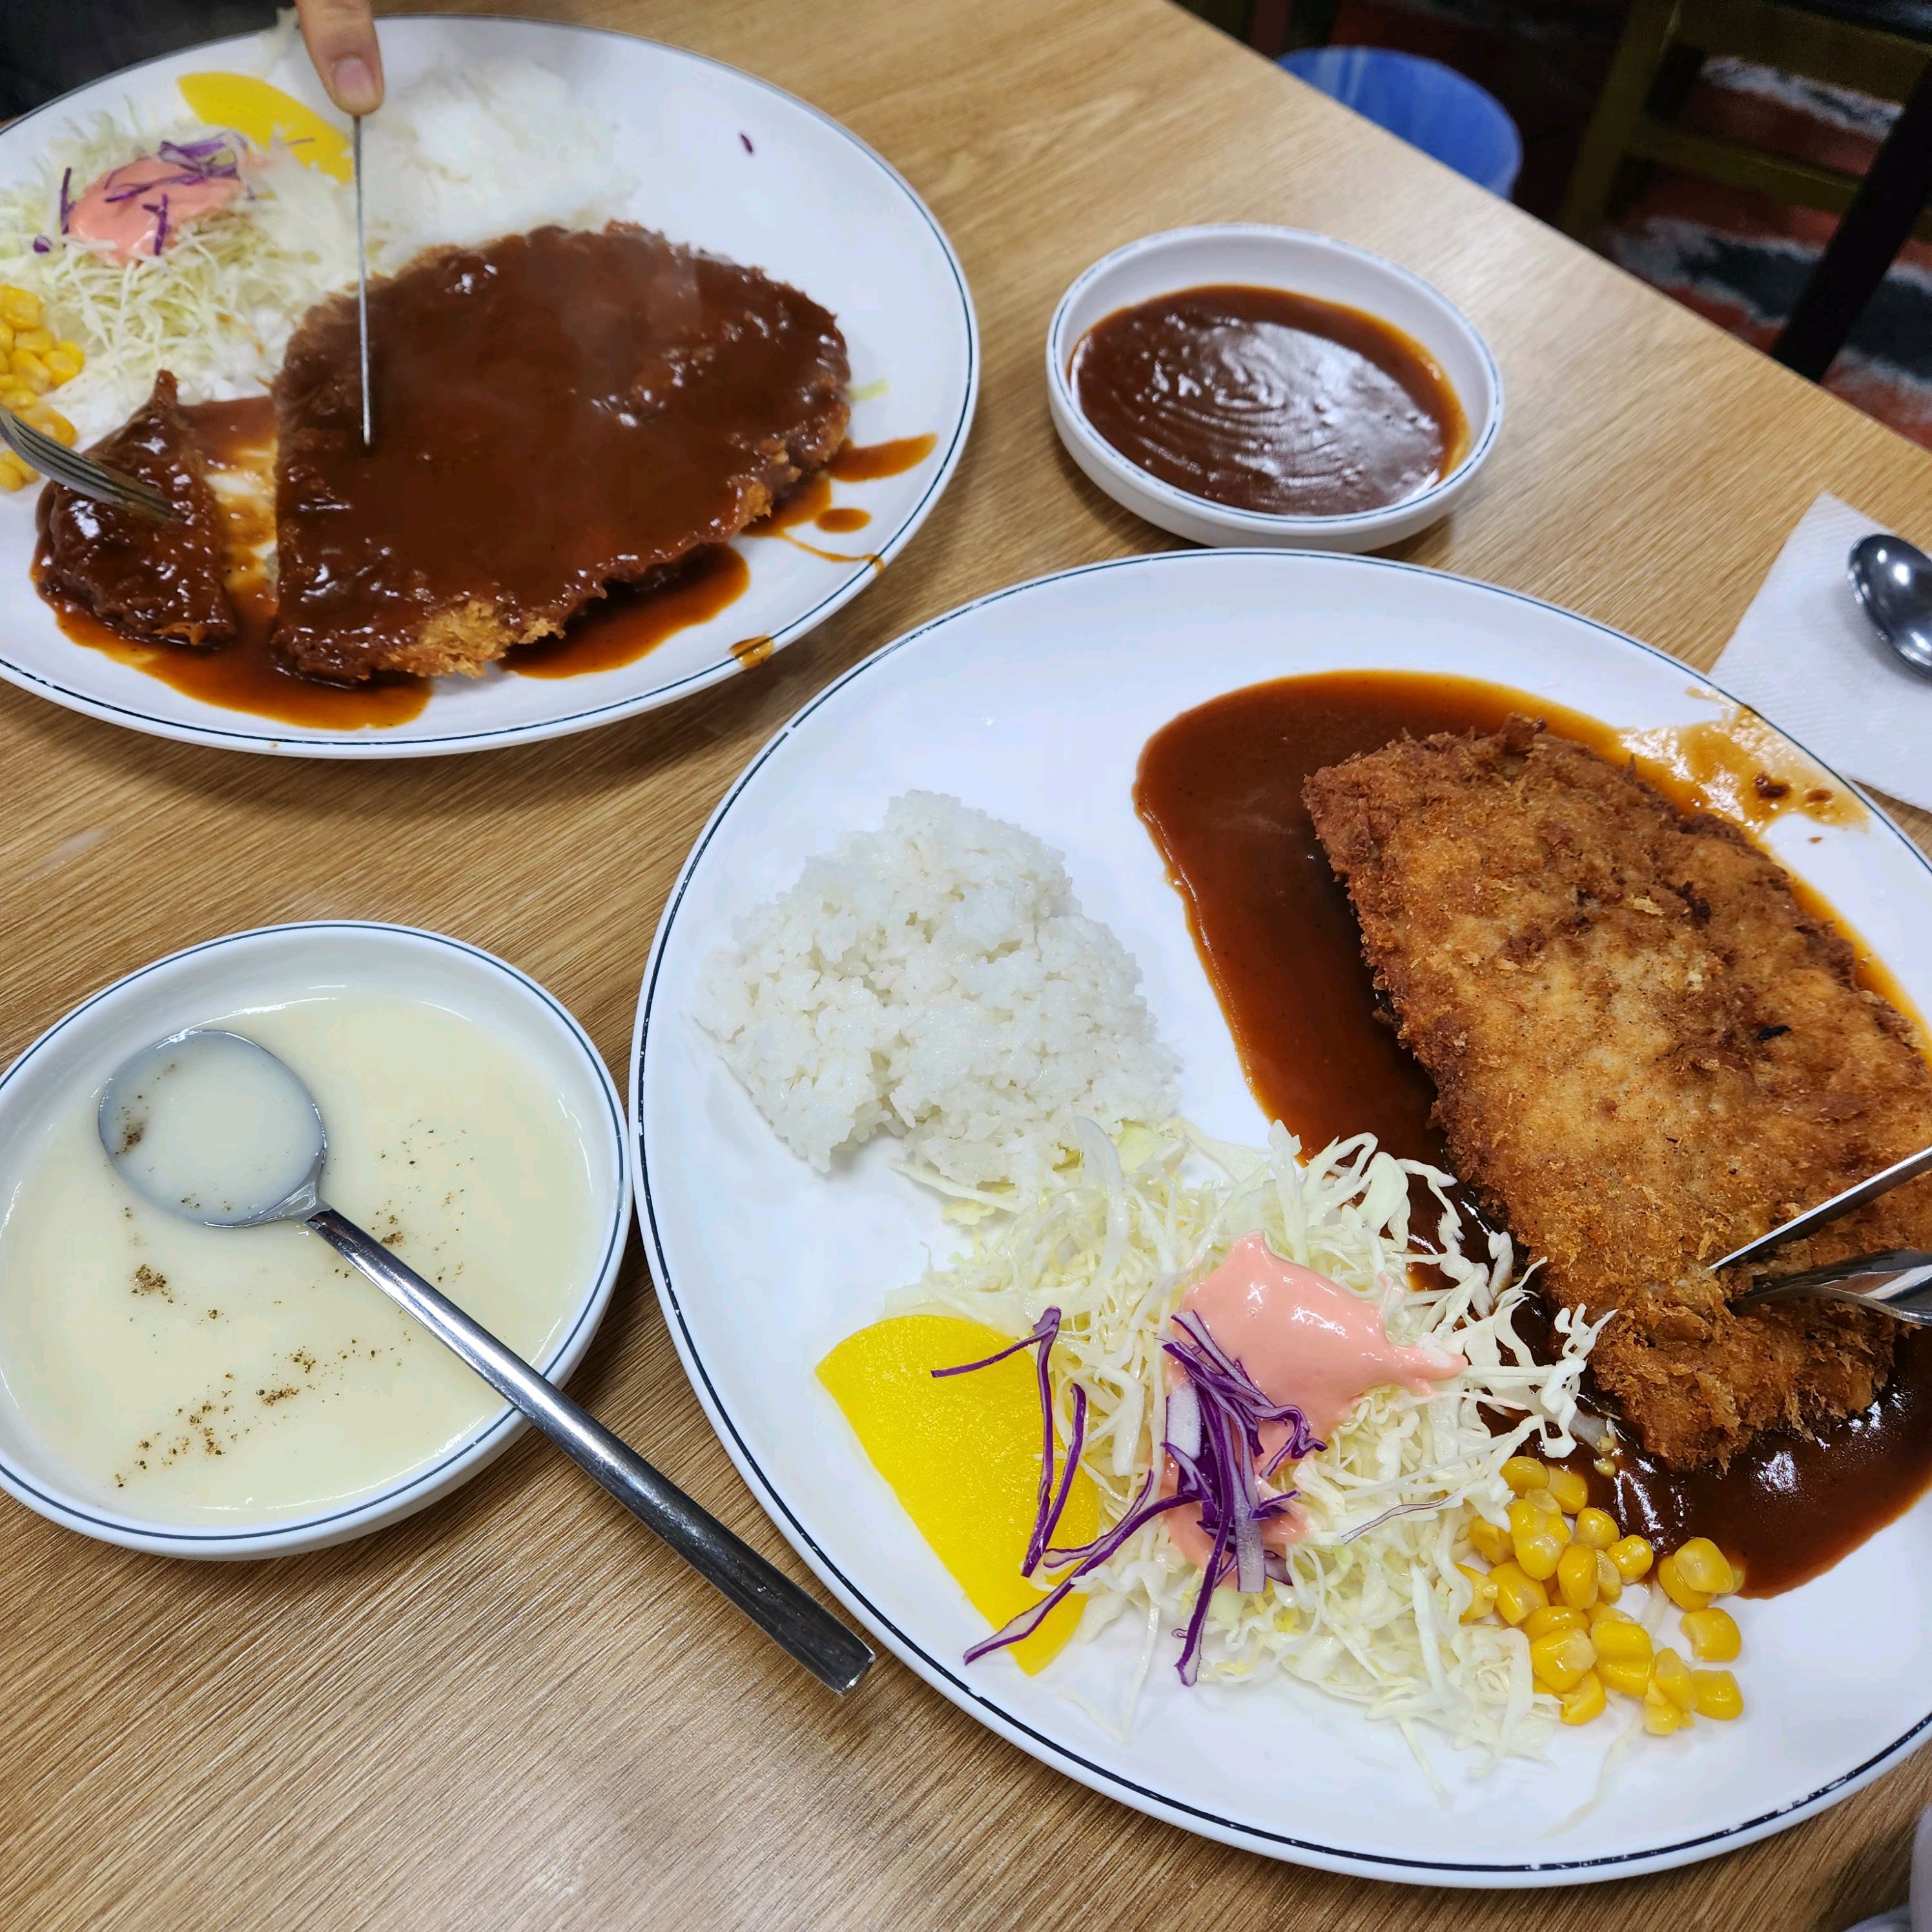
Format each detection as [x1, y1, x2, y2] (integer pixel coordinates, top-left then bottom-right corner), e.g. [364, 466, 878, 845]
[58, 167, 72, 234]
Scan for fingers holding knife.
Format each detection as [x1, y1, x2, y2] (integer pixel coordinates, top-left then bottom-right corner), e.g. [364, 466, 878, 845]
[297, 0, 386, 117]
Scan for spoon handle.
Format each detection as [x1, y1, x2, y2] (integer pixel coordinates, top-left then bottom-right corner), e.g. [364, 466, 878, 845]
[305, 1207, 874, 1694]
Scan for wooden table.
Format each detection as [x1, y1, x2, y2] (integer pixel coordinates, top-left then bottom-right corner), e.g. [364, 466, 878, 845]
[6, 2, 1932, 1925]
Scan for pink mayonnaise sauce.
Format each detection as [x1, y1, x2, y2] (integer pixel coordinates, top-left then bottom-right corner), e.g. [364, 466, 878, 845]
[1163, 1231, 1464, 1569]
[68, 158, 245, 263]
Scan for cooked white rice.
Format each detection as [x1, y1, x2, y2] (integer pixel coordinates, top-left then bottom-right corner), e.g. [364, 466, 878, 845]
[699, 792, 1178, 1193]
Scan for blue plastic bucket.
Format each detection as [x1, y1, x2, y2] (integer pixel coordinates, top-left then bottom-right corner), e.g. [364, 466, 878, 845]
[1280, 46, 1523, 198]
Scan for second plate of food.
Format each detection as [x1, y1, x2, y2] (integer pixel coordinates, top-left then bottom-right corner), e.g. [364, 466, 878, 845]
[0, 15, 974, 756]
[632, 548, 1932, 1884]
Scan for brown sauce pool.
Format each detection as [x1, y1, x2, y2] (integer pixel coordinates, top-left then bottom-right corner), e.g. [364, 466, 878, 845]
[1071, 285, 1468, 519]
[503, 548, 749, 680]
[828, 433, 937, 482]
[1135, 669, 1931, 1593]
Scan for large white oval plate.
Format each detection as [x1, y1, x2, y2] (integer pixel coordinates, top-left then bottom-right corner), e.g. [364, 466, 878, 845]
[632, 550, 1932, 1885]
[0, 16, 975, 757]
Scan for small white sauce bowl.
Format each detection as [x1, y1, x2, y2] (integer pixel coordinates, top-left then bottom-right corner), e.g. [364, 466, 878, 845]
[1046, 225, 1503, 551]
[0, 922, 630, 1560]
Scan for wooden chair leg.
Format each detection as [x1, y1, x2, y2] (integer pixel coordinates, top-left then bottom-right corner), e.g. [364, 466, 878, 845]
[1560, 0, 1683, 239]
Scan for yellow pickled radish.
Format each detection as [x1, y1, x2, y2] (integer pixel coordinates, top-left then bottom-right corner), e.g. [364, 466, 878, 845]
[176, 73, 353, 181]
[818, 1315, 1098, 1674]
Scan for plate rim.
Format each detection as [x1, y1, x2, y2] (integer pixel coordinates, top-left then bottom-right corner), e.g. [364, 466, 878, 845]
[629, 547, 1932, 1885]
[0, 13, 979, 759]
[0, 918, 631, 1555]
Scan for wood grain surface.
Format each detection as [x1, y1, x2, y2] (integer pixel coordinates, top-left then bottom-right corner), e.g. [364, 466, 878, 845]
[6, 2, 1932, 1927]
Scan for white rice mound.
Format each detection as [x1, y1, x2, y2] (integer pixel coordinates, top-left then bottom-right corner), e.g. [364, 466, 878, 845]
[699, 792, 1178, 1193]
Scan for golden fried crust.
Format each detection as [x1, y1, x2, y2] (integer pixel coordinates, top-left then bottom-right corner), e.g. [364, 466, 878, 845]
[1304, 717, 1931, 1467]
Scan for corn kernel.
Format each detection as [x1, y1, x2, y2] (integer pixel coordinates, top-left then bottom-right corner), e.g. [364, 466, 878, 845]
[1522, 1605, 1588, 1640]
[1572, 1506, 1618, 1548]
[0, 382, 37, 413]
[1524, 1487, 1564, 1517]
[1588, 1601, 1635, 1627]
[43, 347, 81, 385]
[1608, 1534, 1654, 1582]
[0, 285, 45, 330]
[1652, 1646, 1696, 1712]
[1643, 1685, 1689, 1734]
[1468, 1516, 1510, 1565]
[1672, 1537, 1736, 1597]
[1656, 1551, 1711, 1612]
[1590, 1618, 1653, 1667]
[1501, 1456, 1547, 1494]
[1556, 1541, 1600, 1609]
[1457, 1564, 1498, 1623]
[9, 348, 52, 394]
[1490, 1561, 1548, 1625]
[1560, 1670, 1607, 1726]
[1594, 1550, 1623, 1602]
[24, 404, 76, 447]
[1691, 1669, 1743, 1720]
[1530, 1627, 1597, 1694]
[1513, 1526, 1565, 1581]
[13, 327, 52, 355]
[0, 449, 35, 490]
[1547, 1466, 1589, 1514]
[1599, 1653, 1654, 1698]
[0, 320, 12, 356]
[1680, 1607, 1740, 1662]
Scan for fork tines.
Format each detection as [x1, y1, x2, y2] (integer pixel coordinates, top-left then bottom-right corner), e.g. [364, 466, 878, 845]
[1, 408, 177, 520]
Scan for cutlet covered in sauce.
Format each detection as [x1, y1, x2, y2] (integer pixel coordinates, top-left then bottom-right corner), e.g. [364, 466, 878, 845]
[271, 222, 850, 681]
[37, 371, 235, 646]
[1304, 717, 1932, 1469]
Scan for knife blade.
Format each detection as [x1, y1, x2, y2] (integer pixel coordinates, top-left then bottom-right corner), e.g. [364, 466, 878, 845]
[353, 113, 372, 449]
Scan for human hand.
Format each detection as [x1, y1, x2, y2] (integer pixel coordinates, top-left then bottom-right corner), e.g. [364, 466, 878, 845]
[296, 0, 385, 116]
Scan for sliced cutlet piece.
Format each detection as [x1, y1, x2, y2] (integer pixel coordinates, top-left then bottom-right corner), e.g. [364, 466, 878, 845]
[271, 223, 850, 682]
[37, 371, 235, 646]
[1304, 715, 1932, 1468]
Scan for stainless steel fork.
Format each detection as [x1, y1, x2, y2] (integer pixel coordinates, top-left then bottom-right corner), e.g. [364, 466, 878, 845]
[0, 408, 176, 520]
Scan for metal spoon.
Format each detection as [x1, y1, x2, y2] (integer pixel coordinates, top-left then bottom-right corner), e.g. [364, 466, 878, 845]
[99, 1027, 873, 1695]
[1849, 533, 1932, 679]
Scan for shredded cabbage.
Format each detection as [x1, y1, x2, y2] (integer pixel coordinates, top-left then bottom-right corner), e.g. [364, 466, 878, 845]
[896, 1119, 1612, 1765]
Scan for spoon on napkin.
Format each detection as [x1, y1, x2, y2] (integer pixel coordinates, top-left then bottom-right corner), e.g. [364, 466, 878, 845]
[1850, 534, 1932, 679]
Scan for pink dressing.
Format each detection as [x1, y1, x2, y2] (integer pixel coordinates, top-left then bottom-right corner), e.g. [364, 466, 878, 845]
[1163, 1231, 1464, 1569]
[68, 159, 245, 263]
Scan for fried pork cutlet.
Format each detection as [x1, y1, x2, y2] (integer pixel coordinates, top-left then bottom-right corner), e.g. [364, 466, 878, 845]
[37, 371, 236, 646]
[1304, 716, 1932, 1468]
[272, 223, 850, 682]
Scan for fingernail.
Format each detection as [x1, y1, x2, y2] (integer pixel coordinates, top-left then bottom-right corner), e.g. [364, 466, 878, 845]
[333, 56, 376, 113]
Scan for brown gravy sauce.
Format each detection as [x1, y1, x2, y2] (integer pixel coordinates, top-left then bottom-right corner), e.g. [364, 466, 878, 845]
[1072, 285, 1468, 519]
[1135, 670, 1932, 1593]
[503, 547, 748, 680]
[827, 432, 937, 482]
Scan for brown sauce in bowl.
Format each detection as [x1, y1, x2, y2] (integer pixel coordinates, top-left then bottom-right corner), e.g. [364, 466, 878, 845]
[1135, 669, 1932, 1593]
[1071, 285, 1468, 519]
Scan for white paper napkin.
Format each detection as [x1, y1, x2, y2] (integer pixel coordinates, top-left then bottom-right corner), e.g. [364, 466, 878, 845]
[1712, 492, 1932, 815]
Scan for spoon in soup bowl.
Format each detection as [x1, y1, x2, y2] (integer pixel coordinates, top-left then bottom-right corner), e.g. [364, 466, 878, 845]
[99, 1027, 874, 1694]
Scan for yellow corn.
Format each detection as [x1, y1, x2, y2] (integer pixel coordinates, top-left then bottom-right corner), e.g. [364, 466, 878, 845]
[1599, 1652, 1654, 1698]
[1691, 1669, 1743, 1720]
[1468, 1516, 1511, 1565]
[1490, 1561, 1548, 1625]
[1556, 1541, 1600, 1610]
[1652, 1646, 1696, 1713]
[1457, 1564, 1498, 1623]
[1680, 1607, 1741, 1662]
[1501, 1456, 1547, 1494]
[1594, 1550, 1623, 1603]
[1656, 1551, 1711, 1612]
[0, 320, 12, 357]
[1574, 1506, 1619, 1549]
[1608, 1534, 1654, 1583]
[1590, 1618, 1653, 1666]
[1588, 1601, 1635, 1627]
[1672, 1537, 1736, 1597]
[1643, 1685, 1690, 1734]
[0, 449, 36, 490]
[1524, 1487, 1564, 1517]
[43, 346, 81, 385]
[1530, 1627, 1597, 1694]
[1547, 1466, 1589, 1514]
[0, 381, 37, 413]
[13, 326, 52, 355]
[25, 404, 76, 447]
[0, 285, 45, 330]
[1522, 1605, 1588, 1641]
[1560, 1670, 1607, 1726]
[10, 347, 52, 394]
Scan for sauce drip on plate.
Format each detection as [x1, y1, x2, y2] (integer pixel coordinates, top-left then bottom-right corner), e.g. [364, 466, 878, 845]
[1136, 668, 1932, 1593]
[1071, 285, 1467, 518]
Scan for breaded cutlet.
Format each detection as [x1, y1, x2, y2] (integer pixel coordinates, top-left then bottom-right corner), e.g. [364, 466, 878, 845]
[1304, 715, 1932, 1468]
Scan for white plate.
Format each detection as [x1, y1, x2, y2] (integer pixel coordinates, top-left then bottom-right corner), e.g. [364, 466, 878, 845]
[0, 15, 976, 757]
[1046, 227, 1501, 551]
[631, 550, 1932, 1885]
[0, 921, 630, 1556]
